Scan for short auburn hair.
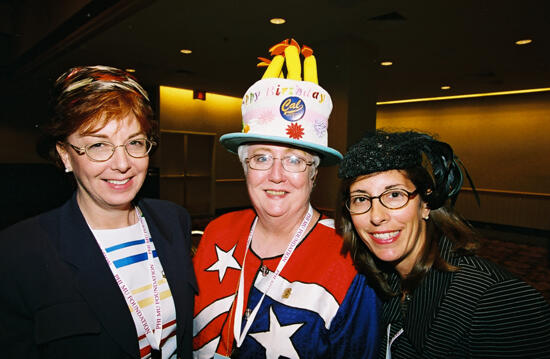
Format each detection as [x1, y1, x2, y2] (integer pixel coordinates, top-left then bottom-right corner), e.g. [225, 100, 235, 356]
[39, 65, 157, 167]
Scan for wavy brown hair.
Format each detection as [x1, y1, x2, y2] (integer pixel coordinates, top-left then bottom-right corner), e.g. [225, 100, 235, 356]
[336, 167, 480, 300]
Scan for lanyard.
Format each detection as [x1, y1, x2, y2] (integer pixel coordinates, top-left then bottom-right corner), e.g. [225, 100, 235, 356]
[385, 324, 404, 359]
[233, 205, 313, 347]
[93, 207, 163, 351]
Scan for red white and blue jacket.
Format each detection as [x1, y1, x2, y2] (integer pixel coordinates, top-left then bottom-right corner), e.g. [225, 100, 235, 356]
[193, 209, 380, 358]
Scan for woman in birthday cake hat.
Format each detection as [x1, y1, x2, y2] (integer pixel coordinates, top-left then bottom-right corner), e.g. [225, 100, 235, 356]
[192, 39, 380, 359]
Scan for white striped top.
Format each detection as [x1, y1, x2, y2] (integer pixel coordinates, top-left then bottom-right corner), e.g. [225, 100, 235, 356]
[93, 220, 177, 358]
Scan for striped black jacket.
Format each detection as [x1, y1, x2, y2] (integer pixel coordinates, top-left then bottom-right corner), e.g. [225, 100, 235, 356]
[381, 236, 550, 358]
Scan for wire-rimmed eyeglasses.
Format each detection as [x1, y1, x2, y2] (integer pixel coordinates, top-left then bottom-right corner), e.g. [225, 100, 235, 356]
[346, 188, 418, 214]
[66, 138, 156, 162]
[245, 154, 314, 173]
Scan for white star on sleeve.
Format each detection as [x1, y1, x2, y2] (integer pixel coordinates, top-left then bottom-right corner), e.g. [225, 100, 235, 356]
[249, 306, 304, 359]
[206, 244, 241, 282]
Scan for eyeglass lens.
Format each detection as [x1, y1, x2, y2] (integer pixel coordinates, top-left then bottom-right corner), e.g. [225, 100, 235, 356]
[86, 139, 152, 161]
[348, 189, 412, 214]
[248, 154, 309, 172]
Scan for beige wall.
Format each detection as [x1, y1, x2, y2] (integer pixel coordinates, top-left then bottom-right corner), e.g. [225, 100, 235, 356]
[158, 86, 249, 211]
[377, 91, 550, 230]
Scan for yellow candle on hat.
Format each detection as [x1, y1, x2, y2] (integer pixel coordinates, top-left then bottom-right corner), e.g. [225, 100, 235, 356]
[304, 55, 318, 84]
[284, 40, 301, 81]
[261, 55, 285, 79]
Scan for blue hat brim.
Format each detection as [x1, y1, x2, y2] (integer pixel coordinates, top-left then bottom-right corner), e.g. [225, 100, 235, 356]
[219, 133, 343, 167]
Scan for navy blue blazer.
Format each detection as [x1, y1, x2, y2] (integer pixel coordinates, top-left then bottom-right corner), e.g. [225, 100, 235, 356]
[0, 194, 197, 358]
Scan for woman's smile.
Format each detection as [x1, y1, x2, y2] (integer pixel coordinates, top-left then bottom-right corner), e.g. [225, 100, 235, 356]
[368, 230, 401, 244]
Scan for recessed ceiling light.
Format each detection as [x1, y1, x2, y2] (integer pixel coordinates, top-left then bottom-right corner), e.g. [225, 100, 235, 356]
[125, 68, 136, 73]
[515, 39, 532, 45]
[441, 85, 451, 90]
[380, 61, 393, 66]
[270, 18, 286, 25]
[180, 49, 192, 54]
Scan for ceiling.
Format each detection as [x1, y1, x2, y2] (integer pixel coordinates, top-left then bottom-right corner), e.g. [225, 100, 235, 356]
[3, 0, 550, 126]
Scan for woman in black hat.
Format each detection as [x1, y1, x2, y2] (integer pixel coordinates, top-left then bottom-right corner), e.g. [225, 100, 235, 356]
[337, 129, 550, 358]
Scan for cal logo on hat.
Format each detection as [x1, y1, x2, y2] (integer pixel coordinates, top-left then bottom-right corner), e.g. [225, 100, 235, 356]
[280, 96, 306, 122]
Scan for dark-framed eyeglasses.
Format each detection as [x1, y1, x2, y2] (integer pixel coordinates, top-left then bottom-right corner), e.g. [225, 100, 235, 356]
[346, 188, 418, 214]
[245, 153, 314, 173]
[66, 138, 156, 162]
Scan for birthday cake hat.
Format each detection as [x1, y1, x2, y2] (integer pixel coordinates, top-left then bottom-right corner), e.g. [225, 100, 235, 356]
[219, 38, 342, 166]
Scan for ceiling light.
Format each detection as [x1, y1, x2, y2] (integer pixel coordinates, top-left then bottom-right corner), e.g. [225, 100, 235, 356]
[380, 61, 393, 66]
[441, 85, 451, 90]
[515, 39, 532, 45]
[270, 18, 286, 25]
[180, 49, 192, 54]
[125, 68, 136, 73]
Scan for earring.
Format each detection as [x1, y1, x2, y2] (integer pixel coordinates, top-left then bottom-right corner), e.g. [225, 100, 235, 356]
[65, 168, 72, 173]
[423, 215, 429, 220]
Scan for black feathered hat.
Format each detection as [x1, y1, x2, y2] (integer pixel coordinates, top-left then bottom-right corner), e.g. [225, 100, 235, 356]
[338, 130, 477, 209]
